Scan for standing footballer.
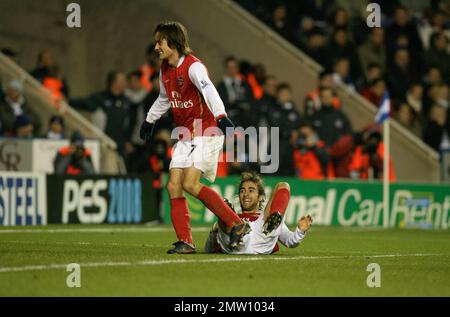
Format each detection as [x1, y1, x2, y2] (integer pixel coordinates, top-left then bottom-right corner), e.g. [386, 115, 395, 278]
[140, 21, 250, 254]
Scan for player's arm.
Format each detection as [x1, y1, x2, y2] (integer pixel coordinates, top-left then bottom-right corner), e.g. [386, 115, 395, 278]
[140, 72, 171, 142]
[278, 215, 312, 248]
[188, 62, 234, 135]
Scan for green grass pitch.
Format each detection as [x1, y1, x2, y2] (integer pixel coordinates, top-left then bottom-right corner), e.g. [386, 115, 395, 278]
[0, 224, 449, 297]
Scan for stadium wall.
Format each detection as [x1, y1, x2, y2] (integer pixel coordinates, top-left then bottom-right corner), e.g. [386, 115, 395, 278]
[1, 172, 449, 229]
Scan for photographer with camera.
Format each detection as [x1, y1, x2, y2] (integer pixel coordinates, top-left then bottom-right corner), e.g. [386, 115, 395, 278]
[293, 122, 334, 180]
[53, 131, 95, 175]
[348, 125, 395, 181]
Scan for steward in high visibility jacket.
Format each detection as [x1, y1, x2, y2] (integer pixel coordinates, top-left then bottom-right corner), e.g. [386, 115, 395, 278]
[53, 132, 95, 175]
[293, 123, 335, 180]
[348, 130, 395, 181]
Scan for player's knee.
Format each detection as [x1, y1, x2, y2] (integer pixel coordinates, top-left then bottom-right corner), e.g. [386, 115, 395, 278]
[182, 180, 199, 196]
[166, 181, 182, 196]
[275, 182, 290, 193]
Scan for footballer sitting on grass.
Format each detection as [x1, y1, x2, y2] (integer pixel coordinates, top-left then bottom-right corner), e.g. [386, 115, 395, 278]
[205, 172, 313, 254]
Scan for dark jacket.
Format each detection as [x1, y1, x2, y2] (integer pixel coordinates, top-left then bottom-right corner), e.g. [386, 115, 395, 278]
[0, 96, 41, 134]
[70, 90, 132, 154]
[308, 105, 352, 147]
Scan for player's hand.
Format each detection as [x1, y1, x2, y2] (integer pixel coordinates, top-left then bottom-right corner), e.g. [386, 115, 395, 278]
[140, 121, 154, 143]
[217, 116, 235, 137]
[298, 214, 313, 233]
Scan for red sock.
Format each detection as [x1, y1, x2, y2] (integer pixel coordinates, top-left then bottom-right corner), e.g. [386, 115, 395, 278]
[269, 188, 290, 216]
[170, 197, 193, 244]
[196, 186, 242, 228]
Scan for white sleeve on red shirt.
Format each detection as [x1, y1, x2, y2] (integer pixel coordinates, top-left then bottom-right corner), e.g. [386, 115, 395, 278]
[278, 223, 305, 248]
[145, 71, 171, 124]
[188, 62, 227, 119]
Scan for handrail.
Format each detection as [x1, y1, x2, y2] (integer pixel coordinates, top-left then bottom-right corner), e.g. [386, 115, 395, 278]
[0, 51, 117, 150]
[220, 0, 439, 162]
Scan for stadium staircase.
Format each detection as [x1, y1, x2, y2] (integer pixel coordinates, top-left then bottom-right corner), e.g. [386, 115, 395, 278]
[0, 52, 126, 174]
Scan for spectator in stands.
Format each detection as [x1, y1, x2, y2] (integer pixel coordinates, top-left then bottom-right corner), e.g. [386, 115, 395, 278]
[0, 79, 41, 135]
[361, 78, 387, 108]
[385, 5, 423, 63]
[423, 31, 450, 82]
[295, 0, 330, 24]
[294, 16, 316, 50]
[308, 86, 352, 147]
[423, 104, 448, 152]
[385, 48, 418, 104]
[30, 50, 69, 98]
[358, 62, 383, 92]
[358, 27, 387, 78]
[140, 43, 161, 93]
[125, 70, 148, 146]
[304, 70, 341, 116]
[405, 82, 424, 117]
[125, 70, 155, 171]
[258, 75, 277, 106]
[328, 7, 355, 43]
[42, 66, 67, 103]
[45, 115, 65, 140]
[422, 66, 443, 115]
[13, 115, 34, 138]
[348, 126, 395, 181]
[293, 122, 334, 180]
[267, 3, 291, 41]
[427, 83, 449, 111]
[254, 75, 278, 128]
[273, 82, 302, 132]
[217, 56, 254, 127]
[418, 10, 450, 52]
[332, 57, 355, 90]
[302, 27, 329, 67]
[327, 132, 361, 178]
[395, 103, 422, 137]
[245, 63, 266, 100]
[267, 83, 301, 176]
[54, 131, 95, 175]
[69, 71, 133, 156]
[326, 27, 363, 83]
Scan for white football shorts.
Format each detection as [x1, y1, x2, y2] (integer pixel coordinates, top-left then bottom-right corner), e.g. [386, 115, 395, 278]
[169, 135, 225, 182]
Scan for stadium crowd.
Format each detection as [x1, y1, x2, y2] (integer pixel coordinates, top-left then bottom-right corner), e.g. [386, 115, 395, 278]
[0, 0, 448, 184]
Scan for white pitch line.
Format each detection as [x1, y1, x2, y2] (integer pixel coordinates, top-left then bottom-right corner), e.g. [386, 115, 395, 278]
[0, 253, 440, 273]
[0, 227, 211, 234]
[3, 240, 167, 247]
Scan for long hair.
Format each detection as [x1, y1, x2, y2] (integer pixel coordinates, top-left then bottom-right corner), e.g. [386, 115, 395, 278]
[153, 21, 192, 55]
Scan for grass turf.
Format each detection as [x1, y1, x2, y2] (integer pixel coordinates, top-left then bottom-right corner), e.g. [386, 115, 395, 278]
[0, 224, 449, 297]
